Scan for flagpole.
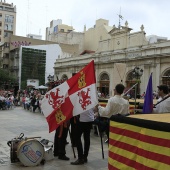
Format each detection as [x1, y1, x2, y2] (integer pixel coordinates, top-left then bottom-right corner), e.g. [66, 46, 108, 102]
[98, 115, 105, 159]
[123, 83, 138, 96]
[68, 128, 76, 158]
[134, 84, 137, 111]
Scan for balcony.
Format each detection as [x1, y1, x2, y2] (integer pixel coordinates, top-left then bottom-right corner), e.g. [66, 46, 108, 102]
[9, 55, 14, 60]
[2, 58, 8, 64]
[10, 66, 19, 71]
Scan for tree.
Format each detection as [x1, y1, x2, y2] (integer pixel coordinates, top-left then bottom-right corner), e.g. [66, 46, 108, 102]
[0, 69, 17, 89]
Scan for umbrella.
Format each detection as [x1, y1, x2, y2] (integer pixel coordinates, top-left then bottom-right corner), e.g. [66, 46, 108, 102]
[38, 85, 48, 89]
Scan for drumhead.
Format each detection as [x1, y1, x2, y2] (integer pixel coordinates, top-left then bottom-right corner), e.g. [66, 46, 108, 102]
[17, 139, 44, 166]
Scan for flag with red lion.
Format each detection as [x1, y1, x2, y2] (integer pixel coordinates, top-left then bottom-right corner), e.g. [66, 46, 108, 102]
[41, 60, 98, 132]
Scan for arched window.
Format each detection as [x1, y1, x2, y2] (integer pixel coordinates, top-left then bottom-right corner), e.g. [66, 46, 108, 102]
[100, 73, 109, 81]
[99, 73, 110, 98]
[162, 69, 170, 87]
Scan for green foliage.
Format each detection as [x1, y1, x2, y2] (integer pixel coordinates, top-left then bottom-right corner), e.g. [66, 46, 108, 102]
[0, 69, 16, 82]
[21, 48, 46, 89]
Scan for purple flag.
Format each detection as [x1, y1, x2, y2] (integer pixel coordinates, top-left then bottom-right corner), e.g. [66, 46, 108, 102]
[142, 73, 153, 113]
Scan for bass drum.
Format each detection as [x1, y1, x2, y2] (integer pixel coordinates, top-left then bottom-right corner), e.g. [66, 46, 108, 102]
[17, 139, 44, 167]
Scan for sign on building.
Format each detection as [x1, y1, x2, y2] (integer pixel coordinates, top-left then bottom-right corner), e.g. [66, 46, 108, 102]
[27, 79, 39, 89]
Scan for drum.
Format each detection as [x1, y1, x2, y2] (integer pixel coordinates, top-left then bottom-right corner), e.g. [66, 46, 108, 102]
[7, 139, 21, 163]
[17, 139, 44, 167]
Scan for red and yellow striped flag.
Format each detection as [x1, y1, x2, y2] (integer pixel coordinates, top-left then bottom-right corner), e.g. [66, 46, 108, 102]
[108, 114, 170, 170]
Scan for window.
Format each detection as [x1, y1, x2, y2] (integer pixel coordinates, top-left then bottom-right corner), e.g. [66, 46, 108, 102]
[5, 15, 14, 23]
[60, 29, 64, 32]
[5, 24, 8, 30]
[0, 22, 1, 26]
[4, 32, 8, 37]
[3, 64, 8, 69]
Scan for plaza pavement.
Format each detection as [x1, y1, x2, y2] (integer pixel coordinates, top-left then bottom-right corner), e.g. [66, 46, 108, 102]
[0, 106, 108, 170]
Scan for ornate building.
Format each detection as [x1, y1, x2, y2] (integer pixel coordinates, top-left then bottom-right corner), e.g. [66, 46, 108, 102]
[53, 19, 170, 97]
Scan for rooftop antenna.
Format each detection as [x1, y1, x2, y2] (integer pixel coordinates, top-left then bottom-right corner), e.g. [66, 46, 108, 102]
[117, 7, 123, 29]
[26, 0, 30, 35]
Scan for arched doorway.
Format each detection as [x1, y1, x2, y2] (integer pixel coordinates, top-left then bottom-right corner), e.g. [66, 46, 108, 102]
[162, 69, 170, 88]
[99, 73, 110, 98]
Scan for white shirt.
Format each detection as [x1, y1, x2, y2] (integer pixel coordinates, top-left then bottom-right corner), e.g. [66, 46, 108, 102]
[80, 109, 94, 122]
[98, 95, 129, 118]
[153, 95, 170, 113]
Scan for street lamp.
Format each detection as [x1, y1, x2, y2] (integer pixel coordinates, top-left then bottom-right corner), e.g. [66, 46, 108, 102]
[132, 67, 143, 80]
[47, 75, 54, 82]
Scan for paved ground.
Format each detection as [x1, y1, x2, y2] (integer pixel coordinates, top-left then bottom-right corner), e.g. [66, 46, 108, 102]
[0, 107, 108, 170]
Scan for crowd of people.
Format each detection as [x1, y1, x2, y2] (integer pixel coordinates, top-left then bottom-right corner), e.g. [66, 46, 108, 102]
[0, 91, 15, 110]
[0, 88, 45, 113]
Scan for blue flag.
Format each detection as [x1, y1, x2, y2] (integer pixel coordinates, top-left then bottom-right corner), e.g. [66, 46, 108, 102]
[142, 73, 153, 113]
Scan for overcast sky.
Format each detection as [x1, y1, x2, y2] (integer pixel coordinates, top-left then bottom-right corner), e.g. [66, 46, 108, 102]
[6, 0, 170, 40]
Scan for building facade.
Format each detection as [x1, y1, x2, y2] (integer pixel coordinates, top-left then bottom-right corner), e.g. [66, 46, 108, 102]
[0, 0, 16, 43]
[53, 19, 170, 97]
[27, 34, 42, 40]
[46, 19, 84, 54]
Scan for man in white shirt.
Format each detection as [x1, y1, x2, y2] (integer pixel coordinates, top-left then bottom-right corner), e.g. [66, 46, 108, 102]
[98, 84, 129, 118]
[153, 85, 170, 113]
[97, 84, 129, 140]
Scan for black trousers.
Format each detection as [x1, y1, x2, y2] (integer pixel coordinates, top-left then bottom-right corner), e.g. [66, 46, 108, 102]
[54, 125, 69, 156]
[76, 121, 93, 159]
[70, 117, 79, 147]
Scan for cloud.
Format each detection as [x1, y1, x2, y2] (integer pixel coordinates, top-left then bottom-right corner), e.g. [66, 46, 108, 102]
[8, 0, 170, 39]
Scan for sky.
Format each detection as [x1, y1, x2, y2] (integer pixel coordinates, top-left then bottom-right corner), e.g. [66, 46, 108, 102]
[6, 0, 170, 40]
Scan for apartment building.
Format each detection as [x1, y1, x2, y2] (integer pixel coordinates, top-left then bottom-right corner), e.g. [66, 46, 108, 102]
[46, 19, 84, 54]
[0, 0, 16, 43]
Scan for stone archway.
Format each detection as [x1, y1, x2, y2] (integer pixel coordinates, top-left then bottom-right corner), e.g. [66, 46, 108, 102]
[99, 72, 110, 98]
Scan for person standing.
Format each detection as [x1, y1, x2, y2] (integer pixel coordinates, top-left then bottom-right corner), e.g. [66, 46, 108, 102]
[70, 109, 94, 165]
[153, 84, 170, 113]
[97, 84, 129, 139]
[53, 122, 70, 160]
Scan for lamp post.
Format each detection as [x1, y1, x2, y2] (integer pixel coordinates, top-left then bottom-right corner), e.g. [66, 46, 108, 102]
[47, 75, 54, 89]
[132, 66, 143, 110]
[47, 75, 54, 82]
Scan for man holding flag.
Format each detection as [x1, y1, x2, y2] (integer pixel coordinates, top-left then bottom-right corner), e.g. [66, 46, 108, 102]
[41, 60, 98, 160]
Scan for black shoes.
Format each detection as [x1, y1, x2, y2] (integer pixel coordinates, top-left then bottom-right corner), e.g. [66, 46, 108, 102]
[70, 159, 84, 165]
[84, 157, 88, 163]
[58, 155, 70, 161]
[54, 154, 58, 157]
